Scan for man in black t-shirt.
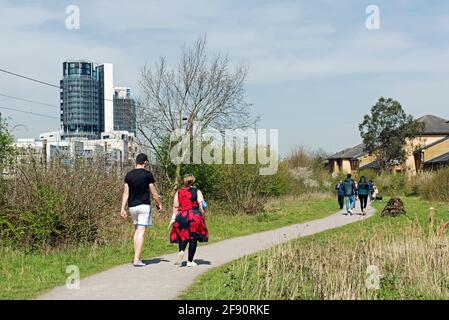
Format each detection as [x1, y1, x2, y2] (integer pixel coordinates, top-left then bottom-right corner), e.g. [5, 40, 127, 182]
[120, 153, 163, 267]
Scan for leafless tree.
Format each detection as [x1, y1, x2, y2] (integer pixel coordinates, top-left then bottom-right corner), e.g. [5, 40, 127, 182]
[136, 36, 257, 187]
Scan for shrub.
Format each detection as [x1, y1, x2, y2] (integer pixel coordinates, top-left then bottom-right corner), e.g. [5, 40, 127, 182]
[285, 146, 332, 194]
[216, 164, 270, 215]
[0, 117, 15, 174]
[420, 167, 449, 202]
[0, 156, 129, 252]
[370, 173, 406, 196]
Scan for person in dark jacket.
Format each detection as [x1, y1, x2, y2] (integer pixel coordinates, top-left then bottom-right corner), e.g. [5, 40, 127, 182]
[368, 180, 375, 201]
[335, 180, 345, 209]
[358, 176, 370, 215]
[342, 173, 356, 215]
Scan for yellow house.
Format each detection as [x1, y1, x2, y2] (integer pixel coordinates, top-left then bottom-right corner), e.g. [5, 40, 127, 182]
[327, 114, 449, 175]
[327, 143, 377, 175]
[414, 136, 449, 171]
[403, 115, 449, 174]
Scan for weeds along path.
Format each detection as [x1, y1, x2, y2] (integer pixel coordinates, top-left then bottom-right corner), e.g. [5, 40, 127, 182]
[38, 203, 375, 300]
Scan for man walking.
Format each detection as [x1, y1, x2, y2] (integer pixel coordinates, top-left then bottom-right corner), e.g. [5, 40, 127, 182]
[120, 153, 163, 267]
[342, 173, 356, 215]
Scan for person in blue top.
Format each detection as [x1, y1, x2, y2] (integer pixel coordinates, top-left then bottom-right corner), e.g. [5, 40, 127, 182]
[368, 180, 375, 201]
[342, 173, 357, 215]
[358, 176, 370, 215]
[335, 180, 345, 209]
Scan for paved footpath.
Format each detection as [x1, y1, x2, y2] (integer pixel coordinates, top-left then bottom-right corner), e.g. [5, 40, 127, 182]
[38, 203, 375, 300]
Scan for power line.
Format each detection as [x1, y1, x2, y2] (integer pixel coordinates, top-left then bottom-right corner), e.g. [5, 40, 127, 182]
[0, 67, 118, 103]
[0, 105, 59, 120]
[0, 92, 59, 109]
[0, 68, 60, 89]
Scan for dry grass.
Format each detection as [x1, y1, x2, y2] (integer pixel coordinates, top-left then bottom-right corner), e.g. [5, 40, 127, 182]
[182, 198, 449, 300]
[242, 221, 449, 300]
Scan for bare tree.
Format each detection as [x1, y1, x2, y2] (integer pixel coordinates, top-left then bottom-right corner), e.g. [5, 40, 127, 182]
[136, 36, 256, 187]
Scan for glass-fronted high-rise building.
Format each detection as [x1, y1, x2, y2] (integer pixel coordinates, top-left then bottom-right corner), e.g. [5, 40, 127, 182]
[113, 87, 136, 134]
[60, 61, 100, 139]
[60, 60, 135, 140]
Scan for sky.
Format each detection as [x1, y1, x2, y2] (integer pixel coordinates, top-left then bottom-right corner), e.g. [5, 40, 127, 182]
[1, 0, 449, 156]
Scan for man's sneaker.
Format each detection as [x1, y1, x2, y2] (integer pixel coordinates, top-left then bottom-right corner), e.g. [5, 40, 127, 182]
[133, 260, 145, 267]
[187, 261, 198, 267]
[175, 251, 184, 265]
[348, 210, 353, 216]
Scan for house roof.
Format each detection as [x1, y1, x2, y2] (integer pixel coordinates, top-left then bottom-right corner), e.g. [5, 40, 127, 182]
[417, 115, 449, 135]
[359, 160, 380, 170]
[327, 143, 368, 160]
[424, 151, 449, 165]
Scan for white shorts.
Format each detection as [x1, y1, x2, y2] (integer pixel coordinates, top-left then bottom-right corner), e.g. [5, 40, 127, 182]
[129, 205, 152, 227]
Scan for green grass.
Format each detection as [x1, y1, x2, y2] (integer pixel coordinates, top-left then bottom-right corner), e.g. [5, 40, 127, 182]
[180, 197, 449, 300]
[0, 196, 337, 300]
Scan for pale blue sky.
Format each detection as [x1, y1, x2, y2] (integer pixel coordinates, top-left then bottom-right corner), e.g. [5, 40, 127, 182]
[1, 0, 449, 155]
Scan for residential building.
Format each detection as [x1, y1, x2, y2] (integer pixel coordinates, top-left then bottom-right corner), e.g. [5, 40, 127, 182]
[113, 87, 136, 134]
[15, 60, 139, 166]
[39, 131, 62, 142]
[60, 60, 137, 136]
[97, 63, 114, 133]
[15, 131, 137, 167]
[327, 114, 449, 175]
[60, 61, 101, 139]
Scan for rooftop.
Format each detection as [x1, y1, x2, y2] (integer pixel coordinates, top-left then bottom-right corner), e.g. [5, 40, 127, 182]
[417, 115, 449, 135]
[328, 143, 368, 160]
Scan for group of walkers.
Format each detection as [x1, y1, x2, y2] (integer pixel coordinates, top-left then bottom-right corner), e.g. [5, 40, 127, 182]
[120, 153, 381, 268]
[335, 173, 378, 216]
[120, 153, 208, 267]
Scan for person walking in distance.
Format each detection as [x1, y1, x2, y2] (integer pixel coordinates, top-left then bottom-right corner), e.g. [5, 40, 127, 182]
[358, 176, 370, 215]
[120, 153, 163, 267]
[368, 180, 375, 201]
[170, 174, 208, 267]
[342, 173, 356, 215]
[335, 180, 345, 210]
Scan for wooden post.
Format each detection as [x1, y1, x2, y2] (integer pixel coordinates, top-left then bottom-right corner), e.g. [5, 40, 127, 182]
[429, 207, 435, 234]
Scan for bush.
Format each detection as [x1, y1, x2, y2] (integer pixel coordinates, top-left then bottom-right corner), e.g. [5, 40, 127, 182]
[216, 164, 270, 215]
[0, 157, 129, 252]
[0, 117, 15, 173]
[285, 146, 333, 195]
[365, 172, 406, 196]
[420, 167, 449, 202]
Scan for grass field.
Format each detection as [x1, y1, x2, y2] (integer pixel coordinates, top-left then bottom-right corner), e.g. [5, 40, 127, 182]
[180, 197, 449, 300]
[0, 195, 337, 299]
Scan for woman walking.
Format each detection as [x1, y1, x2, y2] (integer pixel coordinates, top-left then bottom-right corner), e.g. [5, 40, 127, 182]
[358, 176, 370, 215]
[169, 173, 208, 267]
[335, 180, 345, 210]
